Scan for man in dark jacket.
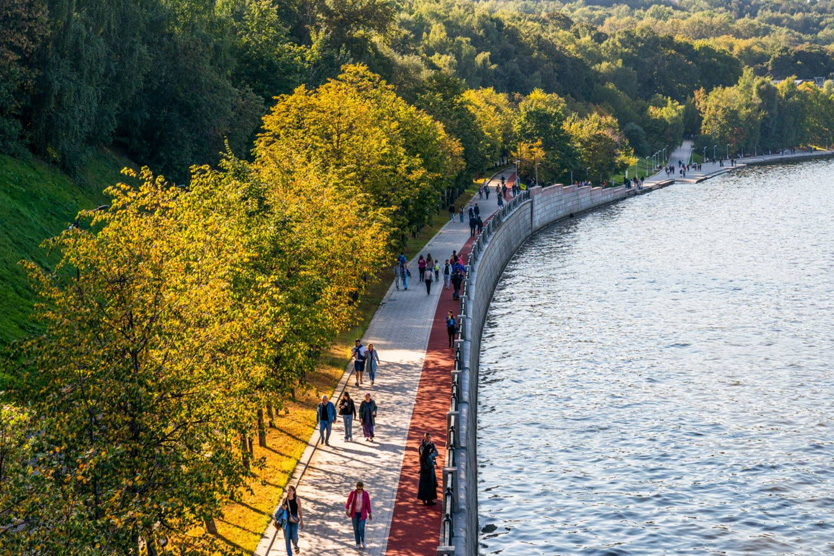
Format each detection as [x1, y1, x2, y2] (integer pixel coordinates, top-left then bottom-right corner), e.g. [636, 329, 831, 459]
[451, 270, 463, 300]
[317, 395, 337, 446]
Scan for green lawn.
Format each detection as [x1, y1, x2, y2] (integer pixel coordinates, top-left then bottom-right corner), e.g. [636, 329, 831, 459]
[0, 151, 134, 343]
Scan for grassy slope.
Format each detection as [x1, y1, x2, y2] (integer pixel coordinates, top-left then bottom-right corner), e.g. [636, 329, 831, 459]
[0, 151, 133, 343]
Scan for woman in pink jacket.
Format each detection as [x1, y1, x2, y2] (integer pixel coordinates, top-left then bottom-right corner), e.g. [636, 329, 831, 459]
[345, 481, 372, 549]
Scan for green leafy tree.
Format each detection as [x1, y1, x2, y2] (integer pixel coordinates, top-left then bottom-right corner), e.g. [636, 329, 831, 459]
[565, 111, 635, 184]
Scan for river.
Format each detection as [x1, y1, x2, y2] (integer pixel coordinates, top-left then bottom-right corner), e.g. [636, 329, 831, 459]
[477, 160, 834, 555]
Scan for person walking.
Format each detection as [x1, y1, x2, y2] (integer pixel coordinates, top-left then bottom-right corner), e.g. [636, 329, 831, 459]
[366, 344, 380, 386]
[445, 311, 456, 348]
[459, 207, 464, 223]
[476, 216, 483, 234]
[275, 485, 303, 555]
[497, 193, 504, 208]
[346, 481, 372, 549]
[448, 204, 455, 221]
[359, 393, 377, 442]
[485, 184, 490, 199]
[474, 203, 480, 218]
[434, 259, 440, 282]
[394, 262, 402, 290]
[451, 269, 463, 300]
[352, 339, 367, 386]
[417, 255, 426, 283]
[316, 395, 337, 447]
[469, 215, 477, 237]
[339, 392, 357, 442]
[417, 433, 439, 505]
[424, 267, 433, 295]
[443, 260, 451, 289]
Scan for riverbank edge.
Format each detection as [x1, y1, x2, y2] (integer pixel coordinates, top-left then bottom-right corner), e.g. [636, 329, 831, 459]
[437, 179, 674, 556]
[681, 149, 834, 184]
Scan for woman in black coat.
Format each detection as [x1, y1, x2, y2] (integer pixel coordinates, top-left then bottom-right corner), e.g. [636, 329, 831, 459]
[417, 432, 439, 505]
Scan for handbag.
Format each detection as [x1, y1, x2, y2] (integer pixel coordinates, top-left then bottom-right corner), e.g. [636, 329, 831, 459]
[289, 514, 300, 524]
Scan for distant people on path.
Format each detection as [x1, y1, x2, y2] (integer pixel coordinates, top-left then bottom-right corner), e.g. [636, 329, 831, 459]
[394, 262, 402, 290]
[445, 311, 456, 348]
[418, 433, 439, 506]
[417, 255, 426, 282]
[485, 184, 490, 199]
[397, 252, 408, 291]
[316, 395, 337, 447]
[366, 344, 380, 386]
[424, 267, 434, 294]
[468, 205, 475, 219]
[352, 339, 367, 386]
[434, 259, 440, 281]
[443, 260, 451, 289]
[275, 485, 303, 555]
[474, 203, 480, 218]
[339, 392, 357, 442]
[459, 207, 464, 223]
[497, 194, 504, 208]
[448, 204, 455, 221]
[476, 216, 483, 234]
[346, 481, 372, 550]
[451, 269, 463, 300]
[469, 214, 477, 236]
[359, 393, 377, 442]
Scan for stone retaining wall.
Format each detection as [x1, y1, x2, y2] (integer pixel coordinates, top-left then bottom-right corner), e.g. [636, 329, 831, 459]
[440, 182, 666, 556]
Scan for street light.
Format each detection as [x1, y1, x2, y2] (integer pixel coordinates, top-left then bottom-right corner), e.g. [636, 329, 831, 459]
[703, 146, 707, 163]
[713, 145, 717, 160]
[645, 157, 650, 176]
[534, 162, 541, 186]
[726, 144, 730, 160]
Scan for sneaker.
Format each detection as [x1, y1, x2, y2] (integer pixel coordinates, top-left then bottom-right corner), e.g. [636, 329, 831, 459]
[294, 545, 300, 553]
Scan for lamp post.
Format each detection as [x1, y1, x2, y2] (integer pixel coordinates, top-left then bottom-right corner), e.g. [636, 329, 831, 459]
[645, 157, 650, 177]
[703, 146, 707, 163]
[586, 167, 590, 184]
[726, 144, 730, 160]
[713, 145, 717, 161]
[534, 162, 541, 186]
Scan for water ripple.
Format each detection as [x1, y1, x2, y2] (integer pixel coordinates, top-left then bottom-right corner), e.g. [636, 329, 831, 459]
[477, 160, 834, 555]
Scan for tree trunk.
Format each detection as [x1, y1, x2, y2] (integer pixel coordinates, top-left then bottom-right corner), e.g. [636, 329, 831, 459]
[204, 517, 218, 535]
[248, 435, 254, 455]
[267, 402, 276, 428]
[240, 433, 249, 470]
[257, 409, 267, 447]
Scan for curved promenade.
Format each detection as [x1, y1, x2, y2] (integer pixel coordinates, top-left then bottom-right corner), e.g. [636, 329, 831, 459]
[255, 171, 512, 556]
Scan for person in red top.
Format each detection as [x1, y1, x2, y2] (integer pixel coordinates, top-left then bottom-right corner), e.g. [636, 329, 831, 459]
[345, 481, 372, 549]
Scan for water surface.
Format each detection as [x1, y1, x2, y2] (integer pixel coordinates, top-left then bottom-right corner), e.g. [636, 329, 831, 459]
[477, 160, 834, 555]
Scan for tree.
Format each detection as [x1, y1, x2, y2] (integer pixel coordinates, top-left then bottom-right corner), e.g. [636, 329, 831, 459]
[462, 87, 515, 165]
[565, 111, 635, 184]
[0, 0, 48, 152]
[255, 64, 463, 246]
[513, 89, 576, 182]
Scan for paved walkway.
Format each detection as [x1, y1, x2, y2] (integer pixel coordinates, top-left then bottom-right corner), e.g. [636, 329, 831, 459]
[647, 140, 834, 184]
[255, 172, 514, 556]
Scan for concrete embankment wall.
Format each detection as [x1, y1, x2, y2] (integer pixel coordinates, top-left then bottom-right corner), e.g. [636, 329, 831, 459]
[441, 182, 669, 556]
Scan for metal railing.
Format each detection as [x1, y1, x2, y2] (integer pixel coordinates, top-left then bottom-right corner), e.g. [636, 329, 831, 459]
[438, 188, 530, 555]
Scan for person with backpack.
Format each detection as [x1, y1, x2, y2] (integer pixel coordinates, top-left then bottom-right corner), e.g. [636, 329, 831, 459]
[434, 260, 440, 282]
[443, 260, 450, 288]
[417, 255, 426, 283]
[424, 266, 434, 295]
[445, 311, 456, 348]
[339, 392, 357, 442]
[274, 485, 304, 555]
[316, 395, 337, 447]
[352, 339, 367, 386]
[451, 269, 463, 300]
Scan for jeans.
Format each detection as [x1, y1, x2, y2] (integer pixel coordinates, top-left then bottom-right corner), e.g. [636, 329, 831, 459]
[402, 272, 408, 289]
[343, 415, 353, 441]
[444, 274, 450, 288]
[319, 420, 332, 445]
[368, 365, 376, 384]
[352, 511, 366, 546]
[284, 521, 298, 555]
